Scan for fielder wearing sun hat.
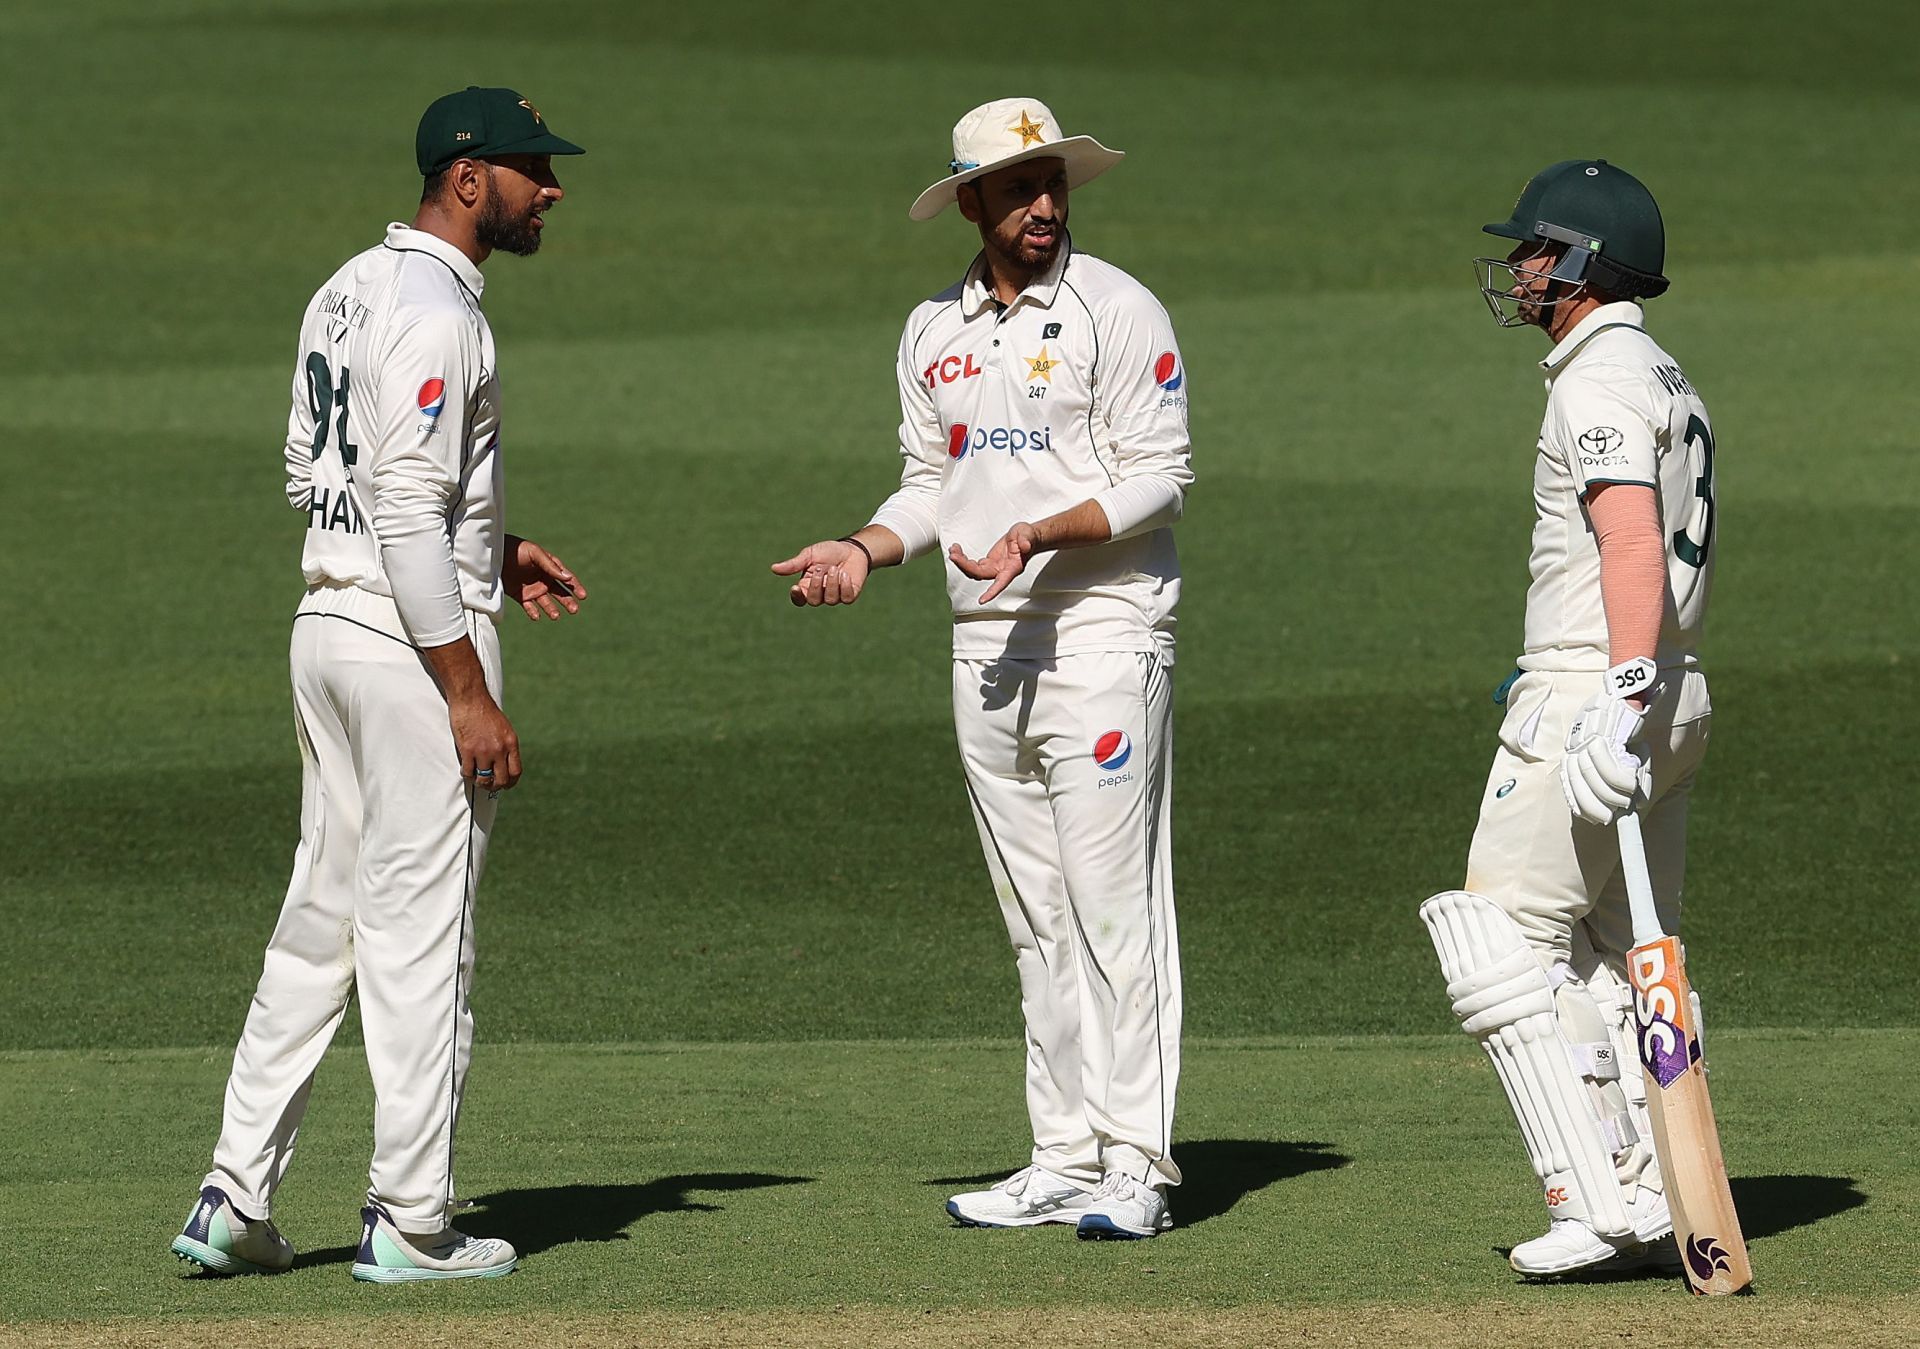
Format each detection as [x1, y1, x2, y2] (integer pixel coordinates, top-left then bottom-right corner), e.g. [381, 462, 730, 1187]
[415, 86, 586, 176]
[779, 95, 1194, 1243]
[908, 97, 1123, 221]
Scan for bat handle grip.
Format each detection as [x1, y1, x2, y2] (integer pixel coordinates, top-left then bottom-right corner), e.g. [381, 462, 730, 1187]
[1616, 811, 1666, 947]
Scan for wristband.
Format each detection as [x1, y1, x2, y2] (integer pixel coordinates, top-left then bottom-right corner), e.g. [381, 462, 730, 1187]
[1604, 656, 1658, 702]
[838, 535, 874, 568]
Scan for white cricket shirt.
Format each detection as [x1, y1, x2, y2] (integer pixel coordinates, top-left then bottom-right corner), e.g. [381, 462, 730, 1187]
[1519, 302, 1716, 673]
[870, 238, 1194, 662]
[282, 223, 504, 647]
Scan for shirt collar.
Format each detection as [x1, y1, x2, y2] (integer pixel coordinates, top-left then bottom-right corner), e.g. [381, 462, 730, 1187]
[959, 234, 1073, 320]
[384, 222, 485, 299]
[1540, 300, 1643, 376]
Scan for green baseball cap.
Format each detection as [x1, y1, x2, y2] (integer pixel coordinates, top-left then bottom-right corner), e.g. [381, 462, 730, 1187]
[415, 86, 585, 175]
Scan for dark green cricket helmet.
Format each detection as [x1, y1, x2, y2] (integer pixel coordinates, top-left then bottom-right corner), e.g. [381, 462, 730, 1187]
[1483, 159, 1669, 299]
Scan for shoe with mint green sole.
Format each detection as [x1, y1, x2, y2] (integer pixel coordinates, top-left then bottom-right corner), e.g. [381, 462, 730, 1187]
[350, 1202, 517, 1282]
[169, 1185, 294, 1275]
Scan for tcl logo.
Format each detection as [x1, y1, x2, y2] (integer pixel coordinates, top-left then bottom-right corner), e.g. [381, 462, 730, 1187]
[923, 353, 982, 389]
[1545, 1187, 1569, 1207]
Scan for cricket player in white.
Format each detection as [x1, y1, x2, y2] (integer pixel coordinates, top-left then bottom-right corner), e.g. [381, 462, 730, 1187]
[1421, 161, 1718, 1277]
[773, 99, 1193, 1239]
[170, 88, 586, 1282]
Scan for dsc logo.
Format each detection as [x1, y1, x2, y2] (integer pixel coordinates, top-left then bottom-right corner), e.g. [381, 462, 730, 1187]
[1545, 1187, 1569, 1208]
[1629, 937, 1690, 1087]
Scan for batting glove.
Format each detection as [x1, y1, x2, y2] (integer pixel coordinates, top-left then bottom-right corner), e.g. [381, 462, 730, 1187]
[1560, 660, 1657, 826]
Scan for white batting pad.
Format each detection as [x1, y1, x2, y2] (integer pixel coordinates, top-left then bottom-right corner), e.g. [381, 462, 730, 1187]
[1420, 890, 1634, 1237]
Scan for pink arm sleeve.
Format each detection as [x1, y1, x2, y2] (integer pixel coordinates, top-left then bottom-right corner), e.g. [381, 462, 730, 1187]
[1587, 483, 1665, 673]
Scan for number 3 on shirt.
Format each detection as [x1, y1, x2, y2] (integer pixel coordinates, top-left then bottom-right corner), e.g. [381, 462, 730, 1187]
[1673, 413, 1714, 568]
[305, 351, 359, 469]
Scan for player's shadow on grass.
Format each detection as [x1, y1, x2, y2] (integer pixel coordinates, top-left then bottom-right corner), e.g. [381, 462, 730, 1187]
[292, 1173, 812, 1267]
[927, 1139, 1348, 1227]
[1492, 1174, 1864, 1282]
[1731, 1173, 1865, 1240]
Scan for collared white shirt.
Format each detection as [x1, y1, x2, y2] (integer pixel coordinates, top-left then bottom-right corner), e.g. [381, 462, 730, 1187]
[1519, 301, 1716, 672]
[283, 223, 504, 646]
[869, 238, 1194, 662]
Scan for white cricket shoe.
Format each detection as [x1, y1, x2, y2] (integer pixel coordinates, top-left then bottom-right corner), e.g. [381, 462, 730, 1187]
[1510, 1186, 1674, 1277]
[946, 1165, 1096, 1228]
[1075, 1171, 1172, 1240]
[351, 1202, 517, 1282]
[169, 1185, 294, 1275]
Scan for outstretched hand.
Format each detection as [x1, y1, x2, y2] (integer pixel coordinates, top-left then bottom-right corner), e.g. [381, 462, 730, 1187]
[949, 523, 1039, 603]
[771, 539, 871, 607]
[504, 535, 586, 621]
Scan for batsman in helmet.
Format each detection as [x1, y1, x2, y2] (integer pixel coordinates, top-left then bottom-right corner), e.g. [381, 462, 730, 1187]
[1420, 161, 1720, 1277]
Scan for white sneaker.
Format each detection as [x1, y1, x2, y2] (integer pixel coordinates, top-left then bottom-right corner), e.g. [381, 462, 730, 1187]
[351, 1202, 517, 1282]
[1510, 1187, 1673, 1276]
[1075, 1171, 1172, 1240]
[946, 1166, 1095, 1228]
[169, 1185, 294, 1275]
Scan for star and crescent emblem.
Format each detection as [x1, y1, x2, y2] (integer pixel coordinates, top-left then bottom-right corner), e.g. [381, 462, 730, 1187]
[1025, 346, 1059, 383]
[519, 98, 543, 123]
[1010, 110, 1046, 147]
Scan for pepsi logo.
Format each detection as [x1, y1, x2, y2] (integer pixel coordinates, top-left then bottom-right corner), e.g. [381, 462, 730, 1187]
[417, 378, 447, 418]
[1094, 730, 1132, 771]
[949, 422, 970, 459]
[1153, 351, 1182, 391]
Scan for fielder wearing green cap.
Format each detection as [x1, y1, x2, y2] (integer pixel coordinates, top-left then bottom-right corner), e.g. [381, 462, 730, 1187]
[415, 86, 585, 261]
[1423, 160, 1720, 1281]
[415, 85, 586, 176]
[170, 89, 588, 1284]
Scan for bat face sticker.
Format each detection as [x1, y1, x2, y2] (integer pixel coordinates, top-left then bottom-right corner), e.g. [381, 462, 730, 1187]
[1630, 938, 1694, 1088]
[1686, 1234, 1733, 1286]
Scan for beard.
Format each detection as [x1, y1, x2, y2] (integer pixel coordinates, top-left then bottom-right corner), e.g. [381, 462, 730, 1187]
[476, 167, 543, 257]
[984, 214, 1063, 277]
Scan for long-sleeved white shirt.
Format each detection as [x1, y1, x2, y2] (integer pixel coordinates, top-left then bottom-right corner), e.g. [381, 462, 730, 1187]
[283, 223, 504, 646]
[870, 238, 1194, 663]
[1519, 302, 1716, 673]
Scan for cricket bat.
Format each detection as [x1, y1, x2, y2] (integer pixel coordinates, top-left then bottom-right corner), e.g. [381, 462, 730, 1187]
[1618, 812, 1754, 1295]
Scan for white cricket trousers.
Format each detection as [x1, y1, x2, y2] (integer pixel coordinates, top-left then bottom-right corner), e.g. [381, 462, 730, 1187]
[1467, 667, 1712, 972]
[953, 649, 1181, 1190]
[204, 584, 501, 1234]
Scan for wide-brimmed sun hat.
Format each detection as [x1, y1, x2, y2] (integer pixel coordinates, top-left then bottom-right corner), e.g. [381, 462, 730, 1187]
[908, 98, 1124, 222]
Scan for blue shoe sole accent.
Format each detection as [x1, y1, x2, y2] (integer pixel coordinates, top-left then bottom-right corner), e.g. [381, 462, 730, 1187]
[1076, 1215, 1156, 1241]
[171, 1235, 281, 1275]
[946, 1199, 1017, 1229]
[351, 1259, 517, 1282]
[946, 1199, 1087, 1230]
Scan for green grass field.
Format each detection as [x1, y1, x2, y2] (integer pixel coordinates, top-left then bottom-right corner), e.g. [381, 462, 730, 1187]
[4, 1, 1917, 1343]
